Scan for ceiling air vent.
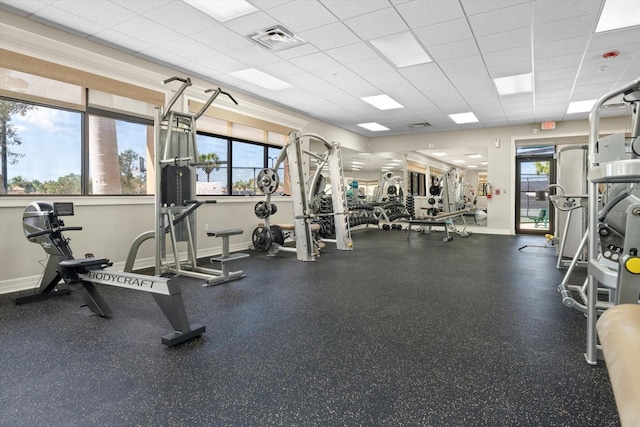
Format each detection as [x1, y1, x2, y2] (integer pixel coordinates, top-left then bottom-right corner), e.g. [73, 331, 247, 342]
[249, 25, 306, 52]
[409, 122, 431, 129]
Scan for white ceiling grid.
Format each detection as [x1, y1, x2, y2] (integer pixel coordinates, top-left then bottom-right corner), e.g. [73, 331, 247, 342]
[0, 0, 639, 139]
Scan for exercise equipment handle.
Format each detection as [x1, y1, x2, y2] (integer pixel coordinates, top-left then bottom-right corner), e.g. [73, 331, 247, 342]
[162, 77, 191, 85]
[26, 226, 83, 239]
[194, 87, 239, 120]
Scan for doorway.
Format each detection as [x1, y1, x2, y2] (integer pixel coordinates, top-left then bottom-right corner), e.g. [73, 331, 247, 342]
[515, 150, 555, 235]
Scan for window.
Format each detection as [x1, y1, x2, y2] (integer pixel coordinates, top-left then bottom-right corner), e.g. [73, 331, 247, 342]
[88, 114, 153, 195]
[1, 99, 82, 195]
[196, 134, 228, 195]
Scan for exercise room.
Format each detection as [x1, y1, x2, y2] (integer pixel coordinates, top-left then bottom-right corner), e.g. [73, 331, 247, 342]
[0, 1, 639, 425]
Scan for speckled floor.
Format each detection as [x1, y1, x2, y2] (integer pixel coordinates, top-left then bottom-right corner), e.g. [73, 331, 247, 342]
[0, 230, 618, 426]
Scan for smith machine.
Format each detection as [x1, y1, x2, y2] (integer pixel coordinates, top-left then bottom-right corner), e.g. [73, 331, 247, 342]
[251, 131, 353, 261]
[125, 77, 248, 286]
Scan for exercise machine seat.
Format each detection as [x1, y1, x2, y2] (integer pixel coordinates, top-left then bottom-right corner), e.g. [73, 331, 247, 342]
[596, 304, 640, 427]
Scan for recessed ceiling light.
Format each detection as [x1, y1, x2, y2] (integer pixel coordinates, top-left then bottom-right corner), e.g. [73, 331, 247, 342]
[351, 161, 365, 165]
[361, 94, 404, 110]
[494, 73, 532, 95]
[567, 99, 597, 114]
[596, 0, 640, 32]
[452, 160, 466, 163]
[358, 122, 389, 131]
[229, 68, 292, 90]
[432, 152, 447, 157]
[481, 161, 488, 165]
[449, 112, 479, 124]
[390, 159, 403, 164]
[467, 154, 483, 159]
[184, 0, 257, 22]
[468, 165, 478, 168]
[369, 31, 432, 68]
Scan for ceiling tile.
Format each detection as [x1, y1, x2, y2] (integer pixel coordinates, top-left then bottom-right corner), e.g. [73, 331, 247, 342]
[0, 0, 49, 15]
[223, 11, 280, 36]
[346, 57, 395, 76]
[395, 0, 465, 29]
[265, 1, 338, 33]
[460, 0, 529, 16]
[111, 0, 170, 14]
[487, 60, 532, 78]
[162, 38, 219, 61]
[476, 27, 530, 54]
[467, 2, 531, 37]
[111, 16, 184, 45]
[299, 22, 360, 50]
[343, 8, 408, 40]
[483, 46, 532, 68]
[289, 51, 340, 71]
[320, 0, 390, 20]
[536, 53, 583, 72]
[438, 54, 486, 75]
[30, 6, 108, 37]
[534, 36, 590, 60]
[534, 15, 598, 44]
[259, 61, 307, 78]
[145, 1, 217, 35]
[226, 45, 281, 67]
[532, 0, 601, 24]
[275, 44, 319, 59]
[193, 54, 248, 74]
[325, 42, 379, 64]
[427, 39, 480, 62]
[413, 18, 473, 47]
[190, 25, 254, 52]
[89, 29, 153, 53]
[50, 0, 137, 27]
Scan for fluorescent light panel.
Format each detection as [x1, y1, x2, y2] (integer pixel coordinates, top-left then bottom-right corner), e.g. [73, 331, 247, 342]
[467, 154, 483, 159]
[229, 68, 291, 91]
[567, 99, 596, 114]
[361, 94, 403, 110]
[596, 0, 640, 32]
[452, 160, 466, 163]
[449, 112, 479, 124]
[432, 152, 447, 157]
[184, 0, 257, 22]
[468, 165, 478, 168]
[358, 122, 389, 131]
[370, 31, 432, 68]
[494, 73, 532, 95]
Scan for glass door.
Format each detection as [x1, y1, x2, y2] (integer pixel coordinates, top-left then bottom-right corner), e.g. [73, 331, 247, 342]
[516, 155, 555, 234]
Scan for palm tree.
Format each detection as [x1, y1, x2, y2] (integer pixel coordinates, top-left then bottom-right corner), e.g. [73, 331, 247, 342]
[199, 152, 220, 182]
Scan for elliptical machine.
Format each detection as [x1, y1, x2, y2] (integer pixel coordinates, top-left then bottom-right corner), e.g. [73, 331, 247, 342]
[16, 201, 205, 347]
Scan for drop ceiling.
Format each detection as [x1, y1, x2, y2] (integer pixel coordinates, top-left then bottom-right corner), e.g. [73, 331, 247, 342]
[1, 0, 639, 140]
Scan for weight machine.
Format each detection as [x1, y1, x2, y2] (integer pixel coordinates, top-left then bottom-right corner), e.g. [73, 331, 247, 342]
[251, 130, 353, 261]
[125, 77, 248, 286]
[566, 76, 640, 365]
[16, 201, 204, 347]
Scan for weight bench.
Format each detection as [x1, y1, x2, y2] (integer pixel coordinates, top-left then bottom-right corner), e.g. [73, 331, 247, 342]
[206, 229, 248, 285]
[405, 220, 452, 242]
[596, 304, 640, 427]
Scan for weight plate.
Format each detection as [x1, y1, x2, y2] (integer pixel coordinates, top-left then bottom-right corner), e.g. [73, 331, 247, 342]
[252, 226, 272, 252]
[270, 225, 285, 245]
[257, 168, 280, 194]
[387, 185, 397, 195]
[429, 185, 440, 196]
[254, 201, 271, 219]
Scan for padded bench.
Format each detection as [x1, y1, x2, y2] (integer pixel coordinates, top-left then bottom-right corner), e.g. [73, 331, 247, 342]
[258, 223, 321, 232]
[596, 304, 640, 427]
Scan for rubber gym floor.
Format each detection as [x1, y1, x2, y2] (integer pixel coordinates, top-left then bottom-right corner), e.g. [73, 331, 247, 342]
[0, 229, 618, 426]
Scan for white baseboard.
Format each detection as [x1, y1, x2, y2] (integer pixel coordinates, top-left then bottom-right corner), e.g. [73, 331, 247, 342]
[0, 242, 251, 296]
